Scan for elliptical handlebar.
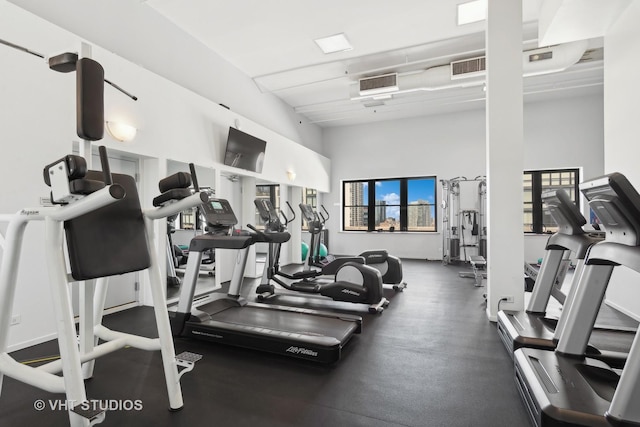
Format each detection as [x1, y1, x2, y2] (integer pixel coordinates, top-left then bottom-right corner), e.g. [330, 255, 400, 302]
[319, 205, 330, 223]
[280, 201, 296, 226]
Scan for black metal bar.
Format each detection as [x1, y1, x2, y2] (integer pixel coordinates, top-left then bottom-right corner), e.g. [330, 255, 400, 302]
[0, 38, 45, 59]
[98, 146, 113, 185]
[189, 163, 199, 191]
[104, 78, 138, 101]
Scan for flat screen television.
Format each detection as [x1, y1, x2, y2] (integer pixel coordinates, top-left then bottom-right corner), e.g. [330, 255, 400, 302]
[223, 127, 266, 173]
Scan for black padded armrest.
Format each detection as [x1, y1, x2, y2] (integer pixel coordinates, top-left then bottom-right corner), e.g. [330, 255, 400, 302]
[159, 172, 191, 193]
[152, 188, 193, 207]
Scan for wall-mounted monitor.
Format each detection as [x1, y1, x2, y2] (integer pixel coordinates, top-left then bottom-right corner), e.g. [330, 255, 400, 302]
[223, 127, 266, 173]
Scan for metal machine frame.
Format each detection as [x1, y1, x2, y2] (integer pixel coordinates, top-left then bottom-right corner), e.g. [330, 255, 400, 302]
[441, 176, 487, 272]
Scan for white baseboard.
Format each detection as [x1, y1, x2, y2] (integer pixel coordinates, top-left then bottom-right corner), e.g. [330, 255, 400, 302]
[7, 302, 140, 353]
[7, 332, 58, 353]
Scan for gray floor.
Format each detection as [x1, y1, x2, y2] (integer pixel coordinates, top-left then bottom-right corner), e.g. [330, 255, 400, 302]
[0, 260, 530, 427]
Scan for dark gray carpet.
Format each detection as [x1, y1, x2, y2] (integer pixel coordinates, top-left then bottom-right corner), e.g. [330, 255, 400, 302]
[0, 260, 530, 426]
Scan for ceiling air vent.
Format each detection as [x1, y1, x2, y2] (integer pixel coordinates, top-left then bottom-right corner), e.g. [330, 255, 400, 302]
[451, 56, 486, 79]
[359, 73, 398, 96]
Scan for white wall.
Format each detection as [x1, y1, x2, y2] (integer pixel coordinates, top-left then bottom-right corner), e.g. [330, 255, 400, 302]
[601, 1, 640, 320]
[322, 92, 604, 260]
[0, 2, 329, 350]
[8, 0, 325, 155]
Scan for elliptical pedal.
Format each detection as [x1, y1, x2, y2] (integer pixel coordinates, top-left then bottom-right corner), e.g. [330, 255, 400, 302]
[392, 282, 407, 292]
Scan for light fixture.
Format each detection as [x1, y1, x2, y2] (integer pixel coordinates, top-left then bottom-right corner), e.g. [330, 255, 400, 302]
[287, 170, 296, 182]
[314, 33, 353, 54]
[106, 121, 137, 142]
[457, 0, 487, 26]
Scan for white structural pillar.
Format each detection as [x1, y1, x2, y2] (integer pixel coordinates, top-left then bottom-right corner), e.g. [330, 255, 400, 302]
[485, 0, 525, 321]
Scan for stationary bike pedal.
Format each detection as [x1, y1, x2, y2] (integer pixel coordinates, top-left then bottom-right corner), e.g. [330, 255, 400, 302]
[71, 401, 106, 425]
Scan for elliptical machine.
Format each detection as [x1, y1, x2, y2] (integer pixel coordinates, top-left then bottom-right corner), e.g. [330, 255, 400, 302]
[302, 204, 407, 291]
[255, 199, 389, 314]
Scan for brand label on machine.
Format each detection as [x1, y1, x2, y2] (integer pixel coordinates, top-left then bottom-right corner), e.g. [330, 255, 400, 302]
[341, 289, 360, 296]
[286, 346, 318, 357]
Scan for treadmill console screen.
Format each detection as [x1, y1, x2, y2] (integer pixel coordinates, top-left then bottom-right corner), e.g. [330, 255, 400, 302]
[299, 203, 315, 222]
[210, 200, 224, 211]
[254, 199, 278, 222]
[202, 198, 238, 227]
[580, 172, 640, 245]
[541, 189, 585, 234]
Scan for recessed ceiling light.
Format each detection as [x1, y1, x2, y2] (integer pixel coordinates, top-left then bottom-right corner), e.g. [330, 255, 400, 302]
[314, 33, 353, 54]
[457, 0, 487, 26]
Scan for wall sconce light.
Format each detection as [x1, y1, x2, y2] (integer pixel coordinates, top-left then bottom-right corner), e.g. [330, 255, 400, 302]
[106, 121, 137, 142]
[287, 170, 296, 182]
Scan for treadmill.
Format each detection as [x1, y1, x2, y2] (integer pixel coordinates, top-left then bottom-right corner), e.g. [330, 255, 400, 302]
[497, 190, 636, 368]
[169, 198, 362, 364]
[514, 173, 640, 427]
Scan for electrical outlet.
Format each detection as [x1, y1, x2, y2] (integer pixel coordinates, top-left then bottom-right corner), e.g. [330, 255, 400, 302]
[10, 315, 21, 326]
[503, 296, 514, 303]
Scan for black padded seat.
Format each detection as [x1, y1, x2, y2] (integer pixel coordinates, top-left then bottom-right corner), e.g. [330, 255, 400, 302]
[64, 171, 150, 280]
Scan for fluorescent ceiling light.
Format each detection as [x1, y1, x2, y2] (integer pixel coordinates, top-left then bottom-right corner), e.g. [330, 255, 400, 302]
[457, 0, 487, 26]
[314, 33, 353, 54]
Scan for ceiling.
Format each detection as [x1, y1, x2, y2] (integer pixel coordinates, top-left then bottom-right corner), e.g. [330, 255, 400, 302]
[7, 0, 604, 128]
[145, 0, 604, 127]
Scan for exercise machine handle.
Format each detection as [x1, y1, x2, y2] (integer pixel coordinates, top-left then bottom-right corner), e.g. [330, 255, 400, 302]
[319, 205, 330, 223]
[246, 223, 266, 238]
[98, 145, 112, 185]
[189, 163, 199, 191]
[280, 201, 296, 225]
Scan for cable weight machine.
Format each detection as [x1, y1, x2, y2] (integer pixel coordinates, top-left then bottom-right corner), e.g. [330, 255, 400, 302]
[441, 176, 487, 266]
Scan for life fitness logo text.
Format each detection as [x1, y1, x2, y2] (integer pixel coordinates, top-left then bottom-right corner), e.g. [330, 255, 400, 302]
[286, 346, 318, 357]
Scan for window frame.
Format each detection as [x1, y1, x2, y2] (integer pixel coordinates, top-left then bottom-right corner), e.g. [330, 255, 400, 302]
[342, 176, 437, 232]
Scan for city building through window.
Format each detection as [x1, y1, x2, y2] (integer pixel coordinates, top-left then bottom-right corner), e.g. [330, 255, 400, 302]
[342, 177, 437, 232]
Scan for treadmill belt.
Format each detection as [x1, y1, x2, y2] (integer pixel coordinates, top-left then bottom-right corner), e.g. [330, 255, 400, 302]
[208, 305, 357, 342]
[594, 302, 638, 332]
[589, 329, 635, 354]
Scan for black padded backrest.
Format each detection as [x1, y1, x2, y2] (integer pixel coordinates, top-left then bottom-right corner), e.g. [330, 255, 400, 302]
[65, 171, 150, 280]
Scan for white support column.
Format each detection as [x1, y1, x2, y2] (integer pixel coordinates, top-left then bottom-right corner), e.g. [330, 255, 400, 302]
[485, 0, 525, 321]
[242, 176, 257, 277]
[77, 40, 95, 383]
[289, 186, 303, 265]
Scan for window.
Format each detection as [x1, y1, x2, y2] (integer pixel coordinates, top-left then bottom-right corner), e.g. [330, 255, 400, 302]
[342, 177, 437, 232]
[523, 168, 579, 234]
